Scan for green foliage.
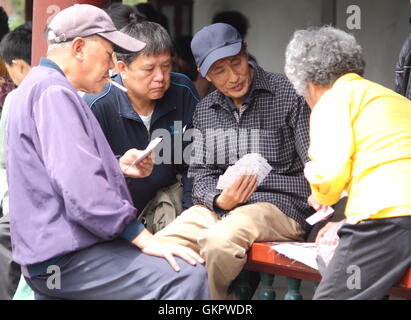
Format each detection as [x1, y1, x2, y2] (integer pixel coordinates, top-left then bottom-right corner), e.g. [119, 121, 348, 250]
[7, 0, 25, 30]
[10, 0, 24, 13]
[123, 0, 148, 5]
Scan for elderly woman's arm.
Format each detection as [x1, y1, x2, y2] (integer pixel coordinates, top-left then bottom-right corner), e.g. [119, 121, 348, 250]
[304, 88, 355, 206]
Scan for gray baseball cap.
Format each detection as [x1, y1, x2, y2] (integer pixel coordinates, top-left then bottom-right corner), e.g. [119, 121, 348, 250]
[191, 23, 242, 77]
[46, 4, 146, 54]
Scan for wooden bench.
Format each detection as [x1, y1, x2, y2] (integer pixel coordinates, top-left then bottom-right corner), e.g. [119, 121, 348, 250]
[235, 242, 411, 300]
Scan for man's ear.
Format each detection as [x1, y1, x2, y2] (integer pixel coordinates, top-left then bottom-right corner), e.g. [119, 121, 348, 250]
[117, 60, 127, 73]
[11, 59, 23, 71]
[117, 60, 128, 79]
[71, 37, 86, 61]
[198, 67, 211, 82]
[12, 59, 30, 75]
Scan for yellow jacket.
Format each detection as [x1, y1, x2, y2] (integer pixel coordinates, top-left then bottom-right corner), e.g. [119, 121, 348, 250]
[305, 73, 411, 224]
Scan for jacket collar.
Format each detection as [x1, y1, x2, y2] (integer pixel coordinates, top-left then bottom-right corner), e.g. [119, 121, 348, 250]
[39, 57, 66, 77]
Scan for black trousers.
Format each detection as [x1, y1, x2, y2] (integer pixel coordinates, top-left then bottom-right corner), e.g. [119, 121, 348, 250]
[0, 215, 21, 300]
[314, 215, 411, 300]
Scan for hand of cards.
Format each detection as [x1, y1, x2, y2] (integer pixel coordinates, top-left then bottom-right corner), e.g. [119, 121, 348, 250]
[216, 153, 272, 190]
[125, 137, 162, 172]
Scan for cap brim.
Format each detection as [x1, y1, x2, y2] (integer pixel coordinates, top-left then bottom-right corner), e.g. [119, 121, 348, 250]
[98, 30, 146, 54]
[199, 41, 242, 77]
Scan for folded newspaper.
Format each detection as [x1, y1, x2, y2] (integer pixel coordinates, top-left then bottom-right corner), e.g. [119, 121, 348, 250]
[217, 153, 272, 190]
[270, 242, 319, 270]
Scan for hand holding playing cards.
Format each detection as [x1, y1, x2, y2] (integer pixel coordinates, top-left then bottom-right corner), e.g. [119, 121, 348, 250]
[217, 153, 272, 190]
[215, 174, 258, 211]
[119, 148, 153, 178]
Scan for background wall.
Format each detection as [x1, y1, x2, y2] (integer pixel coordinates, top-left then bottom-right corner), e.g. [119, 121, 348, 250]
[335, 0, 410, 88]
[193, 0, 411, 89]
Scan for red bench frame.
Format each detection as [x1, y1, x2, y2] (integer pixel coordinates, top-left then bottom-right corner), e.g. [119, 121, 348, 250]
[244, 242, 411, 299]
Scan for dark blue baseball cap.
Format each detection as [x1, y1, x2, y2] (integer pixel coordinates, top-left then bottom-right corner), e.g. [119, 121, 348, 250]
[191, 23, 242, 77]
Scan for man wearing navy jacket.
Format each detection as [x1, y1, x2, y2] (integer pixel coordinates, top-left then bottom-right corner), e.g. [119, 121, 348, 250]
[84, 21, 198, 231]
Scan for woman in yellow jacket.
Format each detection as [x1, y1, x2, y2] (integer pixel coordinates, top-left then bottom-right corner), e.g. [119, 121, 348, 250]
[285, 26, 411, 299]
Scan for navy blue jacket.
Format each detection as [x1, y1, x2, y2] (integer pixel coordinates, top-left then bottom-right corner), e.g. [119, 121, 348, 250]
[83, 72, 199, 212]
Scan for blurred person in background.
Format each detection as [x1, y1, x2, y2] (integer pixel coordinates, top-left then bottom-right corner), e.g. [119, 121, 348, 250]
[0, 22, 32, 300]
[0, 6, 15, 114]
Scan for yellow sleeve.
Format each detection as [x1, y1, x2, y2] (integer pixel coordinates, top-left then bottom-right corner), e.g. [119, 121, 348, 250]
[305, 88, 355, 205]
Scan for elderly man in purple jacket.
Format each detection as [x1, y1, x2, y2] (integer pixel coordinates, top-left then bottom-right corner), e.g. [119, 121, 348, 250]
[6, 4, 208, 300]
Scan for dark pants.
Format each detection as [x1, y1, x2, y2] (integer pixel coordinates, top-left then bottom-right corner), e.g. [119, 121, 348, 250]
[25, 238, 209, 300]
[0, 215, 21, 300]
[314, 216, 411, 300]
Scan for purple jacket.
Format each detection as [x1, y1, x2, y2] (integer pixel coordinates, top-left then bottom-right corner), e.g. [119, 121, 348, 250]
[7, 58, 143, 270]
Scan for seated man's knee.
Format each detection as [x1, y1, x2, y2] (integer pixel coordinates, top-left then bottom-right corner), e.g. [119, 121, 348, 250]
[188, 263, 208, 287]
[172, 258, 209, 299]
[178, 257, 208, 280]
[198, 229, 246, 257]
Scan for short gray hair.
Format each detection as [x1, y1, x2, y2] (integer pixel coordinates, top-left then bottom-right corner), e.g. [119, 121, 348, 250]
[44, 25, 72, 54]
[116, 21, 172, 65]
[47, 41, 72, 54]
[284, 26, 365, 96]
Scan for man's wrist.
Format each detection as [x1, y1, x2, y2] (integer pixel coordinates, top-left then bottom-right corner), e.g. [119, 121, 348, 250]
[131, 228, 154, 249]
[213, 194, 231, 214]
[213, 194, 222, 209]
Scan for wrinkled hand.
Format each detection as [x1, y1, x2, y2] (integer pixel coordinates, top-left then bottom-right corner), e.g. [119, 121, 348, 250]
[132, 229, 204, 272]
[119, 148, 153, 178]
[215, 174, 257, 211]
[307, 194, 327, 211]
[142, 238, 205, 272]
[315, 221, 339, 246]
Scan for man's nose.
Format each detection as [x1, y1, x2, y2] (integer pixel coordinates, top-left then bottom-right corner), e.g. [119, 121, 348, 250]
[228, 67, 240, 83]
[153, 67, 164, 82]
